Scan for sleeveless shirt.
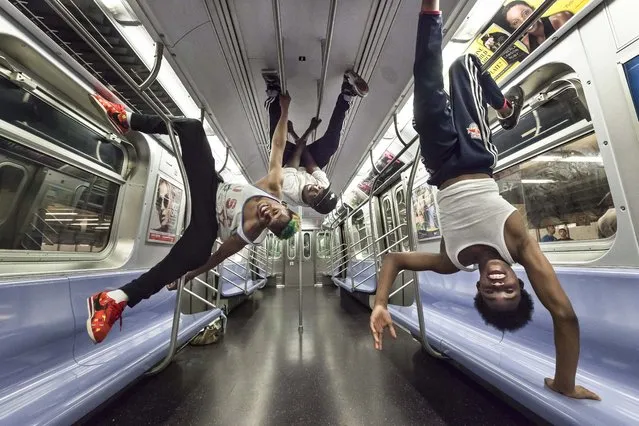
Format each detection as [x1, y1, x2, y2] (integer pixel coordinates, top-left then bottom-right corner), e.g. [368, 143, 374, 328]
[215, 183, 281, 245]
[436, 179, 517, 272]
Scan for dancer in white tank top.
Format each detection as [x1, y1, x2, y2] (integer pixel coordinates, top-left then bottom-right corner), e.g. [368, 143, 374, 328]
[85, 92, 301, 345]
[370, 0, 599, 402]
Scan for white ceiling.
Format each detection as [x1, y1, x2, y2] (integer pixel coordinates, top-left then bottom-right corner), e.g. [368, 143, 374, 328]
[129, 0, 462, 217]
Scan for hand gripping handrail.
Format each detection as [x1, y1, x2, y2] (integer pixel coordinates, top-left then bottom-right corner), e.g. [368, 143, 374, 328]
[42, 0, 222, 373]
[405, 146, 445, 358]
[393, 113, 407, 147]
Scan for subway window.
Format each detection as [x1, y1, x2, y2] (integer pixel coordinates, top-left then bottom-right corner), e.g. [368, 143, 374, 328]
[0, 77, 125, 173]
[394, 187, 410, 251]
[495, 133, 615, 242]
[350, 209, 370, 257]
[266, 235, 282, 259]
[303, 233, 311, 259]
[316, 232, 330, 259]
[0, 163, 27, 225]
[381, 197, 398, 249]
[412, 162, 441, 240]
[287, 233, 297, 260]
[0, 136, 119, 252]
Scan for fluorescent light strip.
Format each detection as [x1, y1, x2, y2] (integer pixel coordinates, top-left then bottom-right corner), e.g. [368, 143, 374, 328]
[532, 155, 603, 163]
[95, 0, 249, 183]
[521, 179, 555, 184]
[45, 212, 77, 216]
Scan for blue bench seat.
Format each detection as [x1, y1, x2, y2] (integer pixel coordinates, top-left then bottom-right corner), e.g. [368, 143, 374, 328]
[0, 270, 222, 425]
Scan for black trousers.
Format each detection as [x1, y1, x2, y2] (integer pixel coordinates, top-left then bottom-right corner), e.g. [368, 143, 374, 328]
[265, 94, 350, 169]
[120, 115, 220, 307]
[413, 13, 506, 188]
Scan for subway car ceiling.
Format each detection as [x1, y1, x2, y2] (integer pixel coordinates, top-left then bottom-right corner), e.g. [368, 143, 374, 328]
[2, 0, 482, 222]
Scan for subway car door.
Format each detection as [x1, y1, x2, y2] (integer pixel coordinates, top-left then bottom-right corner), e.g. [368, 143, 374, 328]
[284, 230, 316, 286]
[380, 193, 403, 305]
[393, 184, 415, 305]
[302, 230, 316, 285]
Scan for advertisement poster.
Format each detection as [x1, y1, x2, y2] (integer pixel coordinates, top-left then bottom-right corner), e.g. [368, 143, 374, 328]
[147, 176, 183, 244]
[466, 0, 593, 81]
[357, 150, 406, 195]
[411, 162, 441, 240]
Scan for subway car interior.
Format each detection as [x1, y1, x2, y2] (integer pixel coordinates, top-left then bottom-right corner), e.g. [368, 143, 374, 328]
[1, 0, 639, 424]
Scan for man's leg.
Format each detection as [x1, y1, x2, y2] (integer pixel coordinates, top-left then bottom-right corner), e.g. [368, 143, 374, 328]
[262, 70, 296, 164]
[412, 10, 459, 185]
[87, 96, 219, 342]
[308, 70, 368, 169]
[446, 53, 524, 171]
[119, 114, 219, 306]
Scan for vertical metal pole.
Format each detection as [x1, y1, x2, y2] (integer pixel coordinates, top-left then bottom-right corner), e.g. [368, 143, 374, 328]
[405, 147, 445, 359]
[272, 0, 287, 93]
[298, 206, 303, 333]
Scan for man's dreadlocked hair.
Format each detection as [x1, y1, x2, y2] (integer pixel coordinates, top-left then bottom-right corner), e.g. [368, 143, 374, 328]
[273, 209, 301, 240]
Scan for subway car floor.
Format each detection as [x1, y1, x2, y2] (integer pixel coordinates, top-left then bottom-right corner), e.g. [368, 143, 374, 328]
[83, 286, 534, 426]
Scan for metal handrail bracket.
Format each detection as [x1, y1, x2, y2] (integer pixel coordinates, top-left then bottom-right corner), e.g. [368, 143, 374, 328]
[139, 41, 164, 91]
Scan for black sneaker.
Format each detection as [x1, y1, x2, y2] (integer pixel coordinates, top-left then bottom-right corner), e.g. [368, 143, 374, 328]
[341, 69, 369, 98]
[261, 69, 281, 95]
[498, 86, 524, 130]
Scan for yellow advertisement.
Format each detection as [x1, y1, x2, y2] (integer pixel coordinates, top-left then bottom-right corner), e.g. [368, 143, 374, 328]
[467, 0, 594, 81]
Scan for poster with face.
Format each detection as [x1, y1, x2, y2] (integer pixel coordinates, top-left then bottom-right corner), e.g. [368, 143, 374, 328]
[465, 0, 594, 82]
[147, 176, 183, 244]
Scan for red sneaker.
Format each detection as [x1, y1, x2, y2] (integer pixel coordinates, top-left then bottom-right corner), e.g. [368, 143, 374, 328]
[86, 292, 126, 344]
[89, 93, 130, 135]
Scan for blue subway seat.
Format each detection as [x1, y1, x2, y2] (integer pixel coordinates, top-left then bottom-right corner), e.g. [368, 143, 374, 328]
[386, 268, 639, 425]
[0, 271, 221, 425]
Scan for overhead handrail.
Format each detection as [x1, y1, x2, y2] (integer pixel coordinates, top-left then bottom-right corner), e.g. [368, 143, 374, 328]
[217, 147, 230, 174]
[370, 151, 382, 174]
[481, 0, 557, 72]
[315, 0, 338, 120]
[405, 146, 445, 359]
[42, 0, 207, 373]
[271, 0, 287, 94]
[139, 42, 164, 91]
[368, 134, 420, 284]
[393, 113, 407, 146]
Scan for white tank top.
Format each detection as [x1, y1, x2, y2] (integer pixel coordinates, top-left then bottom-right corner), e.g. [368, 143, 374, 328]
[436, 178, 517, 272]
[215, 183, 280, 245]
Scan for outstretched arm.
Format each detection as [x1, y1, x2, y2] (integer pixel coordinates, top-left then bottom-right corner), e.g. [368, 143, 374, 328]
[371, 241, 457, 349]
[256, 93, 290, 196]
[374, 241, 457, 308]
[184, 234, 247, 282]
[517, 236, 600, 400]
[268, 93, 291, 173]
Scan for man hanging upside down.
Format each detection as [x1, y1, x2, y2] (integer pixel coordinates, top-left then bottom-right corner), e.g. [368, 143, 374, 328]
[262, 68, 369, 214]
[86, 92, 300, 344]
[370, 0, 600, 401]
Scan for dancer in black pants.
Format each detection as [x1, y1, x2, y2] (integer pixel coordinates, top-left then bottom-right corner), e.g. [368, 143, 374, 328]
[86, 93, 300, 344]
[370, 0, 600, 401]
[261, 69, 369, 213]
